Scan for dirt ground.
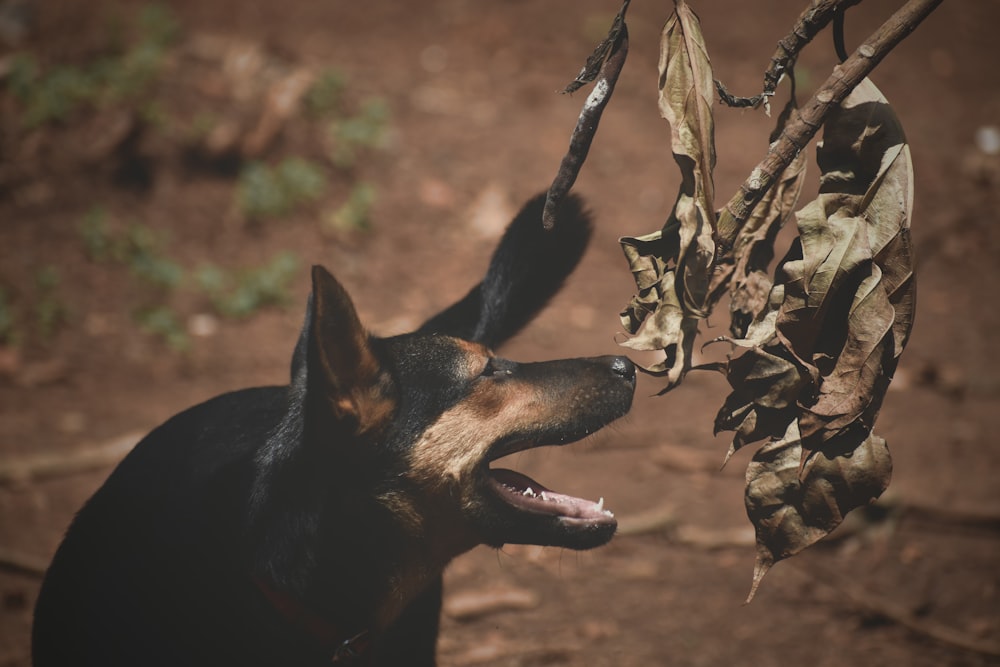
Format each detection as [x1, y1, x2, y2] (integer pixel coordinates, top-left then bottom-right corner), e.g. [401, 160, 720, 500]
[1, 0, 998, 665]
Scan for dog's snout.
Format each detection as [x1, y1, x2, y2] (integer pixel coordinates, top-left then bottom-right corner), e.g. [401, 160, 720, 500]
[609, 355, 635, 383]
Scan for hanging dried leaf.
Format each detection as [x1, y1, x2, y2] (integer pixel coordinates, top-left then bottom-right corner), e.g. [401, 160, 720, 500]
[744, 420, 892, 601]
[713, 341, 810, 465]
[714, 78, 915, 596]
[618, 0, 716, 391]
[710, 98, 808, 339]
[778, 78, 914, 458]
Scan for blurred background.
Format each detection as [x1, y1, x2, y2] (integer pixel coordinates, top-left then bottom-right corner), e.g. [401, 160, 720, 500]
[1, 0, 998, 665]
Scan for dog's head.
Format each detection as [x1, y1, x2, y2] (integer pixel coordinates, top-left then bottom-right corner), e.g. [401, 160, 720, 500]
[271, 195, 635, 563]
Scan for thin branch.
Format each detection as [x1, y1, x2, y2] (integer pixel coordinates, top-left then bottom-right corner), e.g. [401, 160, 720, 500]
[617, 502, 1000, 656]
[715, 0, 944, 253]
[542, 1, 630, 230]
[0, 547, 48, 578]
[0, 432, 140, 486]
[560, 0, 631, 95]
[716, 0, 862, 111]
[801, 560, 1000, 657]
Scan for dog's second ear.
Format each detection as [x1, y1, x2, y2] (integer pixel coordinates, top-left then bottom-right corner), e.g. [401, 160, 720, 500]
[290, 266, 394, 436]
[418, 193, 592, 349]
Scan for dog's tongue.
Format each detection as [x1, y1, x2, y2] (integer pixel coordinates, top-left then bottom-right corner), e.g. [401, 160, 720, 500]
[488, 468, 613, 521]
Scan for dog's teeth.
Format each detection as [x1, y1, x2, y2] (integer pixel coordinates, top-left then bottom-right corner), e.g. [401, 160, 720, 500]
[596, 497, 604, 511]
[540, 491, 548, 501]
[523, 487, 535, 497]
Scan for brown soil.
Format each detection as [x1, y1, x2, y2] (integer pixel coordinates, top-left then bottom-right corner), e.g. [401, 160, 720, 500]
[1, 1, 998, 666]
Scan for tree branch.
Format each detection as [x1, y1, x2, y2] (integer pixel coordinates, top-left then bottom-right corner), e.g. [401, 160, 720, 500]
[0, 432, 140, 486]
[802, 560, 1000, 658]
[715, 0, 944, 253]
[0, 547, 47, 578]
[716, 0, 862, 111]
[543, 1, 630, 230]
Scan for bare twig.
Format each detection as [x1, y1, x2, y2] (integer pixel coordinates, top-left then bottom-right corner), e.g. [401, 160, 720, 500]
[619, 502, 1000, 656]
[801, 560, 1000, 657]
[617, 504, 757, 548]
[616, 504, 678, 536]
[715, 0, 944, 253]
[560, 0, 631, 95]
[0, 432, 140, 486]
[0, 546, 48, 578]
[716, 0, 862, 111]
[894, 499, 1000, 533]
[542, 1, 630, 230]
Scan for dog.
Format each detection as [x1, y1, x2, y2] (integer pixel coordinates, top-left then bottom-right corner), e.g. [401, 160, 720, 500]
[31, 193, 636, 666]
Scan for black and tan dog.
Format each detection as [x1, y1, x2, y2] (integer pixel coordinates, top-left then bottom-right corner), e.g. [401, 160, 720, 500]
[32, 193, 636, 666]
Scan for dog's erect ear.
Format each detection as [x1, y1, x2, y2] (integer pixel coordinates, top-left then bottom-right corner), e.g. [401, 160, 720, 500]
[291, 266, 394, 435]
[418, 192, 592, 348]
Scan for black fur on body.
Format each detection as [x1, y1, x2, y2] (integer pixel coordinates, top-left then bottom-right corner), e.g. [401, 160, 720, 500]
[32, 193, 636, 666]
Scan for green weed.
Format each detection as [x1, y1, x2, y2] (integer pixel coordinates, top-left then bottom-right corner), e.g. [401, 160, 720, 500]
[123, 224, 183, 290]
[79, 207, 115, 262]
[0, 270, 68, 345]
[328, 98, 390, 168]
[7, 56, 100, 127]
[304, 68, 347, 118]
[135, 305, 189, 351]
[326, 182, 376, 233]
[4, 3, 180, 128]
[196, 252, 299, 318]
[0, 287, 17, 346]
[77, 207, 301, 351]
[34, 266, 68, 341]
[79, 210, 183, 289]
[237, 158, 326, 220]
[136, 3, 181, 51]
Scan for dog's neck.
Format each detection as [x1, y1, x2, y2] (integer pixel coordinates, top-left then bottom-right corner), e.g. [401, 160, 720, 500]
[372, 504, 480, 630]
[258, 503, 475, 637]
[254, 574, 372, 661]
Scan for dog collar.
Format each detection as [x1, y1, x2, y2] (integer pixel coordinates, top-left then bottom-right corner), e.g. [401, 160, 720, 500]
[253, 576, 371, 664]
[330, 631, 372, 664]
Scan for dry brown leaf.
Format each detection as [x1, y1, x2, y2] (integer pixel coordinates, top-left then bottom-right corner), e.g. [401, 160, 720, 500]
[714, 79, 915, 597]
[618, 0, 716, 391]
[744, 421, 892, 601]
[710, 98, 808, 338]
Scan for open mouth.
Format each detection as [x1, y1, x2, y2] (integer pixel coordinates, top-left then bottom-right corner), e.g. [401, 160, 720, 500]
[487, 467, 615, 526]
[477, 433, 617, 546]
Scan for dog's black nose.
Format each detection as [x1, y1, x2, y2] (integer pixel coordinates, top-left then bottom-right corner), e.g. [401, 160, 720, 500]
[609, 356, 636, 383]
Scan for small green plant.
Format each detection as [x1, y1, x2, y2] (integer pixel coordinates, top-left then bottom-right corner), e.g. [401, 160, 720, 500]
[79, 206, 114, 262]
[79, 210, 183, 289]
[33, 266, 68, 341]
[236, 158, 326, 220]
[77, 209, 301, 349]
[78, 209, 189, 348]
[186, 111, 219, 142]
[326, 183, 376, 233]
[7, 56, 101, 128]
[4, 3, 180, 128]
[123, 224, 183, 290]
[5, 54, 40, 100]
[196, 251, 299, 319]
[135, 305, 189, 351]
[304, 68, 347, 118]
[0, 271, 68, 345]
[328, 98, 390, 168]
[136, 3, 181, 51]
[0, 287, 17, 346]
